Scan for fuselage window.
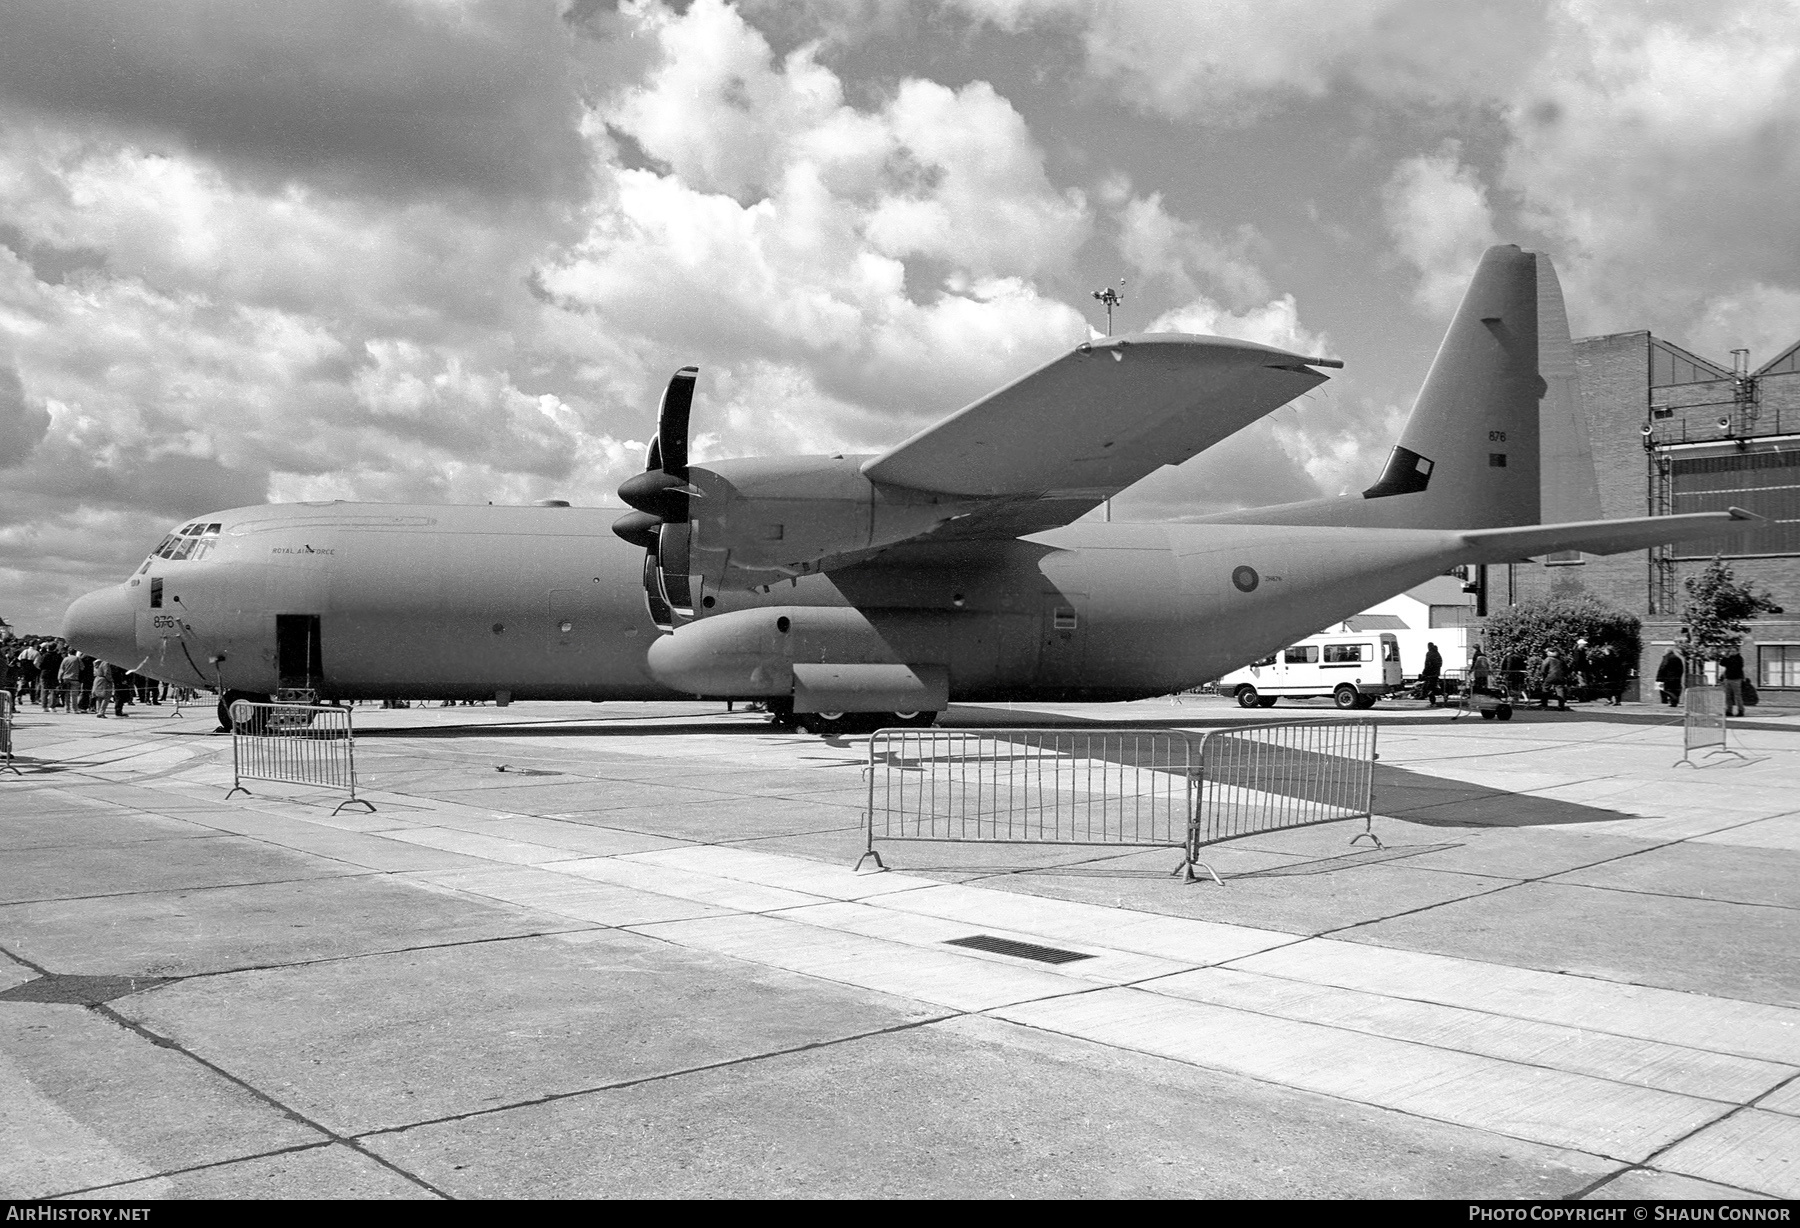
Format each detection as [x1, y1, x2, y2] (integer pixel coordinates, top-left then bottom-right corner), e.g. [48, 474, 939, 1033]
[1052, 607, 1079, 631]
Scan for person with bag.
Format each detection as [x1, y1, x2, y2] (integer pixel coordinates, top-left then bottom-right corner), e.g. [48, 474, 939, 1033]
[1720, 650, 1747, 717]
[1655, 648, 1685, 707]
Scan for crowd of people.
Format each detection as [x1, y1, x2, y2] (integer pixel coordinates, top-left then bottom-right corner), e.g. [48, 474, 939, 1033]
[0, 635, 199, 717]
[1453, 638, 1635, 710]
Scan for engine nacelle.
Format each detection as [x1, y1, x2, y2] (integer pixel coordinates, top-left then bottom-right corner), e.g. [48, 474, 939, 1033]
[683, 456, 974, 591]
[645, 605, 951, 710]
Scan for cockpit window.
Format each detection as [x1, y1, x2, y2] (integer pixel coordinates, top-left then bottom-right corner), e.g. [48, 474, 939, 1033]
[149, 522, 223, 563]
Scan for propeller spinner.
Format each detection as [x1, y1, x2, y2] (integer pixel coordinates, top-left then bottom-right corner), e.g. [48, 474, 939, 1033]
[615, 366, 700, 628]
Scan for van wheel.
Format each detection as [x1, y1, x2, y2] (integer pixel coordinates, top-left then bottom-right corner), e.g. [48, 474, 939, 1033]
[1256, 696, 1278, 708]
[1236, 686, 1261, 709]
[1333, 685, 1360, 710]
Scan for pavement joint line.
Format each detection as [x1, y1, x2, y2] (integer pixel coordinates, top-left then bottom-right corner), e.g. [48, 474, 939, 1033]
[1199, 949, 1800, 1071]
[1588, 1100, 1780, 1199]
[44, 1139, 345, 1201]
[0, 871, 385, 910]
[0, 938, 444, 1200]
[1108, 965, 1783, 1108]
[351, 1009, 963, 1141]
[1525, 876, 1800, 915]
[85, 999, 454, 1199]
[969, 1007, 1643, 1167]
[1301, 810, 1800, 947]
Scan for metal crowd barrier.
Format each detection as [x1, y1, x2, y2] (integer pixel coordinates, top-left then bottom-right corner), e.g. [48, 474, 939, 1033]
[858, 720, 1379, 883]
[226, 701, 374, 814]
[1, 692, 18, 775]
[1676, 685, 1742, 768]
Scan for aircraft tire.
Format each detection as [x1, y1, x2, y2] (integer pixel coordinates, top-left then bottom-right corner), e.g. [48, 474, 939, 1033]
[218, 690, 272, 734]
[765, 698, 799, 732]
[1235, 686, 1261, 709]
[1333, 685, 1360, 711]
[891, 711, 938, 728]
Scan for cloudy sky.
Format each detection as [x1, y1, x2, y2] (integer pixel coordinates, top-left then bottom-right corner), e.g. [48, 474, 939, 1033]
[2, 0, 1796, 632]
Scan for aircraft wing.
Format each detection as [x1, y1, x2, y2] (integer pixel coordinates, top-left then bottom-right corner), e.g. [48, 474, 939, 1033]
[1459, 508, 1760, 561]
[862, 333, 1333, 500]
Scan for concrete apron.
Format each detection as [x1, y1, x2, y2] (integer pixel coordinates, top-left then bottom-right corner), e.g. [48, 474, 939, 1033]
[0, 698, 1796, 1199]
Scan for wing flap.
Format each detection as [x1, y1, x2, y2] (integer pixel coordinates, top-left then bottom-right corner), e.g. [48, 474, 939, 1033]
[862, 333, 1332, 498]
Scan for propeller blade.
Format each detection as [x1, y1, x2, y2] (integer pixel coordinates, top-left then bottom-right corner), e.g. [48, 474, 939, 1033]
[612, 510, 662, 549]
[657, 366, 698, 476]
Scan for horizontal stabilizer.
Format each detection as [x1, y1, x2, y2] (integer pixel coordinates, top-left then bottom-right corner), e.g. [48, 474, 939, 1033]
[1459, 508, 1760, 561]
[863, 333, 1331, 498]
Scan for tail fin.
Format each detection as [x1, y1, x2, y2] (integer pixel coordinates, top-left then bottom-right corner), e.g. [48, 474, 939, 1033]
[1535, 253, 1603, 524]
[1201, 244, 1554, 530]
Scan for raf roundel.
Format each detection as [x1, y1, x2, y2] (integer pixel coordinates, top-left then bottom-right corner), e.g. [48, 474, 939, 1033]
[1232, 565, 1260, 593]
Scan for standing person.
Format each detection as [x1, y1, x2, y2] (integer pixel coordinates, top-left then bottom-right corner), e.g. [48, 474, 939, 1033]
[1420, 642, 1443, 706]
[1502, 649, 1527, 700]
[56, 650, 80, 711]
[15, 642, 37, 705]
[38, 642, 61, 708]
[1570, 638, 1591, 702]
[1469, 647, 1491, 696]
[1721, 648, 1747, 718]
[91, 659, 114, 718]
[1656, 648, 1686, 707]
[111, 664, 132, 717]
[75, 653, 94, 713]
[1538, 647, 1569, 710]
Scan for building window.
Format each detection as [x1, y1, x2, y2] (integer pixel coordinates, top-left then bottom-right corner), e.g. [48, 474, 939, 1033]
[1669, 450, 1800, 557]
[1428, 605, 1477, 628]
[1761, 645, 1800, 688]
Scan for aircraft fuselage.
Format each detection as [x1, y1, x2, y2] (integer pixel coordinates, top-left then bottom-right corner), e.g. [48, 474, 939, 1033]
[69, 501, 1470, 703]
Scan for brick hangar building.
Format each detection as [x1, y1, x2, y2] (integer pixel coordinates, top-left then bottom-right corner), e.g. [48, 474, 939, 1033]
[1503, 331, 1800, 703]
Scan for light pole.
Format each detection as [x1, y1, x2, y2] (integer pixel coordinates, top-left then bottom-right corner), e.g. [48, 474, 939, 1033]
[1092, 280, 1126, 337]
[1092, 280, 1126, 522]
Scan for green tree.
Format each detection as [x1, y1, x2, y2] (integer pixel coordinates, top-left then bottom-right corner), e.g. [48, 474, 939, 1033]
[1678, 556, 1782, 663]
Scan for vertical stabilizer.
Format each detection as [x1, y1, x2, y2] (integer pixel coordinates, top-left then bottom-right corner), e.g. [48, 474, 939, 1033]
[1536, 253, 1603, 523]
[1198, 244, 1548, 530]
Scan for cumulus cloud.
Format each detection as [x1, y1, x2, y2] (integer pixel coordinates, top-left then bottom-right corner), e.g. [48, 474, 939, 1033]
[1500, 0, 1800, 351]
[940, 0, 1546, 122]
[1381, 143, 1502, 317]
[0, 0, 632, 204]
[542, 0, 1094, 441]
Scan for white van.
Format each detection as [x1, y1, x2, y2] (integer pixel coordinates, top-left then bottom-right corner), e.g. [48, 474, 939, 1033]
[1217, 632, 1403, 710]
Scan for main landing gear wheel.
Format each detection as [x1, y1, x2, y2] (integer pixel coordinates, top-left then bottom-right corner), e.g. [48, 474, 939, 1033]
[1235, 686, 1261, 709]
[1333, 684, 1360, 711]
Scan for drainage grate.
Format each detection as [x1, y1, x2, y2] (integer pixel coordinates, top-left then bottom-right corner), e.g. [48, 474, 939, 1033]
[943, 935, 1093, 964]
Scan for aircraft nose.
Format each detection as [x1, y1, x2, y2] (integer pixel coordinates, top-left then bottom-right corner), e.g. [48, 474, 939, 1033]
[62, 584, 140, 668]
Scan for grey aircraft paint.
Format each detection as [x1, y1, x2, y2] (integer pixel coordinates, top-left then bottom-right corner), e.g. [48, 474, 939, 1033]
[63, 247, 1751, 724]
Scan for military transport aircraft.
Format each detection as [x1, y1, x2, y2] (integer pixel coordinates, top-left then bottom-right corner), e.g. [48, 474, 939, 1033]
[63, 246, 1751, 733]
